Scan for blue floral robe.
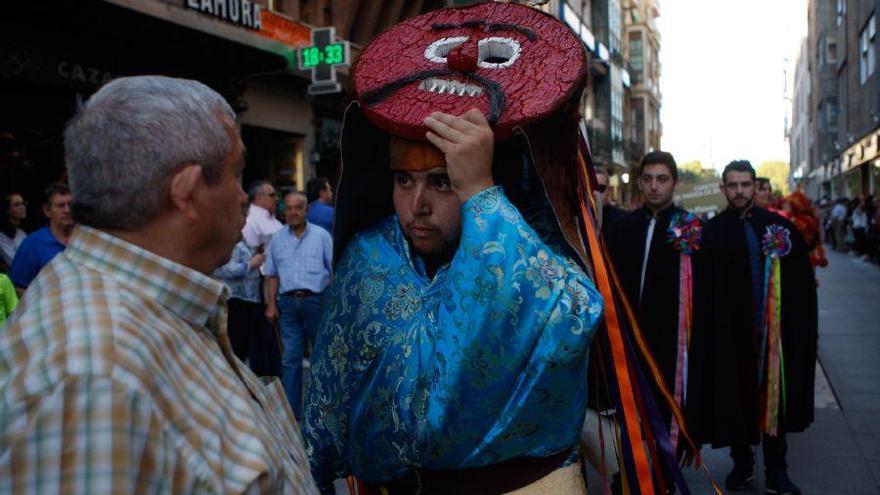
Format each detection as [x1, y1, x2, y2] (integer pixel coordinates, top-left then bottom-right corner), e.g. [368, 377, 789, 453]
[303, 187, 603, 493]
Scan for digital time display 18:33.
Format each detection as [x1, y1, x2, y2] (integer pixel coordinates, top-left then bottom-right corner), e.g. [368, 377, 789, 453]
[299, 43, 346, 68]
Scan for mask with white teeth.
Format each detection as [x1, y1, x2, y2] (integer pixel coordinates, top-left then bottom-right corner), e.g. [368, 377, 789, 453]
[353, 2, 588, 142]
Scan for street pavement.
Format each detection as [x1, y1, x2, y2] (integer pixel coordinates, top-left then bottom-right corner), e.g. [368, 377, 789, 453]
[682, 248, 880, 494]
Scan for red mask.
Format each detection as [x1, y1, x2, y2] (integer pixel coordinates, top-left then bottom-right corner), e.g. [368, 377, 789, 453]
[353, 2, 587, 141]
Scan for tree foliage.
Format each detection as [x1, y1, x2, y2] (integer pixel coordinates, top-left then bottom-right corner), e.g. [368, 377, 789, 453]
[678, 160, 718, 185]
[756, 160, 790, 196]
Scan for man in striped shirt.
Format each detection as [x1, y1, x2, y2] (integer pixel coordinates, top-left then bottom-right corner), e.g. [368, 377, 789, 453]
[0, 76, 317, 494]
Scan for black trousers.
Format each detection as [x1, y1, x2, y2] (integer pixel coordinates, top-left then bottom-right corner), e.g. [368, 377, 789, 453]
[227, 297, 282, 378]
[730, 433, 788, 472]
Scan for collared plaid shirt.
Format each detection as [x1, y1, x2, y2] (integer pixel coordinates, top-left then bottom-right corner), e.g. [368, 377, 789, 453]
[0, 225, 318, 494]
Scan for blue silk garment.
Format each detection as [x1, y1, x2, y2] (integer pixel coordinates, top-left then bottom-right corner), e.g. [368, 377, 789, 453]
[303, 187, 604, 493]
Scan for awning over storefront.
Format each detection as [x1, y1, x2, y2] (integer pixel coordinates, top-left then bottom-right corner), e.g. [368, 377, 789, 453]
[1, 0, 354, 93]
[101, 0, 312, 66]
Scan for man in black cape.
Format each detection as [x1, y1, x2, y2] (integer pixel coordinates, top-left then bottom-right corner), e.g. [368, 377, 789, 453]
[606, 152, 699, 454]
[688, 160, 817, 495]
[606, 150, 697, 418]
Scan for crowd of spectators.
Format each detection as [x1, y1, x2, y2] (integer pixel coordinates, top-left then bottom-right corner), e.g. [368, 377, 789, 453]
[821, 195, 880, 261]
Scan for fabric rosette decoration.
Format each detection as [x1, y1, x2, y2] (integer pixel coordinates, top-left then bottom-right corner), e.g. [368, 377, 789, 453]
[666, 211, 702, 254]
[664, 211, 701, 449]
[762, 224, 793, 259]
[759, 224, 792, 436]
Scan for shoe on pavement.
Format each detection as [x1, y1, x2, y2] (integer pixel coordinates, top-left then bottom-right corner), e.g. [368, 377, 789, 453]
[725, 465, 754, 491]
[765, 470, 801, 495]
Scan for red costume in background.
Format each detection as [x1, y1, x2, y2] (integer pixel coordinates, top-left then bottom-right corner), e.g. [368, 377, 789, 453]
[784, 191, 828, 269]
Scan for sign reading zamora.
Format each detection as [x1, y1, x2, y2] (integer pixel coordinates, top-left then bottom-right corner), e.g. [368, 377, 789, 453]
[674, 179, 727, 216]
[296, 27, 350, 95]
[182, 2, 350, 94]
[184, 0, 263, 30]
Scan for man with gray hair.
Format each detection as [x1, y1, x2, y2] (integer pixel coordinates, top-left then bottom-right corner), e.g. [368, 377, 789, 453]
[264, 190, 332, 419]
[0, 76, 317, 494]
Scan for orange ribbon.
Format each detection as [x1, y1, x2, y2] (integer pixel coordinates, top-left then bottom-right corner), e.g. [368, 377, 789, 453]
[576, 155, 655, 495]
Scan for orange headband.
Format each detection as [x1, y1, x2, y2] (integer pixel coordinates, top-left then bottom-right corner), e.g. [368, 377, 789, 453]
[389, 136, 446, 172]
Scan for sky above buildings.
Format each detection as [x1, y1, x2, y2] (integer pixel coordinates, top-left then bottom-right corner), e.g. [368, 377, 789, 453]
[659, 0, 808, 171]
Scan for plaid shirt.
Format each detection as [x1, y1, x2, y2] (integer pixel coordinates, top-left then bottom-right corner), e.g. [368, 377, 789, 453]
[0, 225, 318, 494]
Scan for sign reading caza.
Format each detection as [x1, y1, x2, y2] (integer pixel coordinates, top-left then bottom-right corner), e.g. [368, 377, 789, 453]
[185, 0, 263, 30]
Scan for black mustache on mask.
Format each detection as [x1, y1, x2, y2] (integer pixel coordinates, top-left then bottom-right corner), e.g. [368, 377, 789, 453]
[360, 69, 507, 125]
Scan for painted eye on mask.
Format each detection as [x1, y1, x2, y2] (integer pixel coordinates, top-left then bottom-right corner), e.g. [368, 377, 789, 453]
[477, 37, 521, 68]
[423, 36, 521, 69]
[424, 36, 468, 63]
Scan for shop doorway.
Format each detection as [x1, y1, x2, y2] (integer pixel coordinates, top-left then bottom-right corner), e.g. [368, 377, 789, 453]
[0, 78, 75, 232]
[241, 125, 305, 191]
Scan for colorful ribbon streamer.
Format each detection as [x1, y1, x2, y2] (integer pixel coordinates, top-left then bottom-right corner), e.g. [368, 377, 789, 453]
[577, 182, 655, 494]
[759, 224, 791, 437]
[762, 257, 784, 436]
[670, 253, 693, 450]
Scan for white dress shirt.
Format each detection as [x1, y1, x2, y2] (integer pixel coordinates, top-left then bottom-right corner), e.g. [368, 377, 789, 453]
[639, 216, 657, 303]
[0, 228, 26, 267]
[852, 209, 868, 229]
[242, 204, 283, 249]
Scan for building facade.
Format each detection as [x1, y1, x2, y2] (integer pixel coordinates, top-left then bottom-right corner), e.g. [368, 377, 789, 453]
[790, 38, 813, 197]
[624, 0, 662, 160]
[830, 0, 880, 199]
[0, 0, 443, 227]
[794, 0, 880, 200]
[548, 0, 657, 206]
[809, 0, 840, 199]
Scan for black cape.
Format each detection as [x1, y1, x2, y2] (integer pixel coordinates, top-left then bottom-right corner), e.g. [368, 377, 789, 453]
[602, 204, 628, 233]
[605, 205, 695, 424]
[687, 207, 818, 447]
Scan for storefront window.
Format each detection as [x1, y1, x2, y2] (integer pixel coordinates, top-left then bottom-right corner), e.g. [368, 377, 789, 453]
[833, 176, 846, 198]
[846, 168, 862, 198]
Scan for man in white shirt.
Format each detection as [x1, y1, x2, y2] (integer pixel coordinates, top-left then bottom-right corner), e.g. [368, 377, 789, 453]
[830, 199, 848, 251]
[243, 180, 283, 250]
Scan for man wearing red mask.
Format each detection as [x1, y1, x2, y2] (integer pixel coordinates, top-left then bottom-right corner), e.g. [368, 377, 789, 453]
[302, 4, 606, 494]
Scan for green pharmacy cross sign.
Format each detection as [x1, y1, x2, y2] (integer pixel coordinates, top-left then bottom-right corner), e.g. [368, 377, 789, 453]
[295, 27, 350, 95]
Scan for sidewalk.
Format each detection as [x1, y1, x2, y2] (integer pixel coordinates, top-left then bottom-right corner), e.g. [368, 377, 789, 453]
[683, 248, 880, 494]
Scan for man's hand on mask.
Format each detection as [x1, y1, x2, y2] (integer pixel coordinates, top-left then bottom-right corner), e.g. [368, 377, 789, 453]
[424, 109, 495, 203]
